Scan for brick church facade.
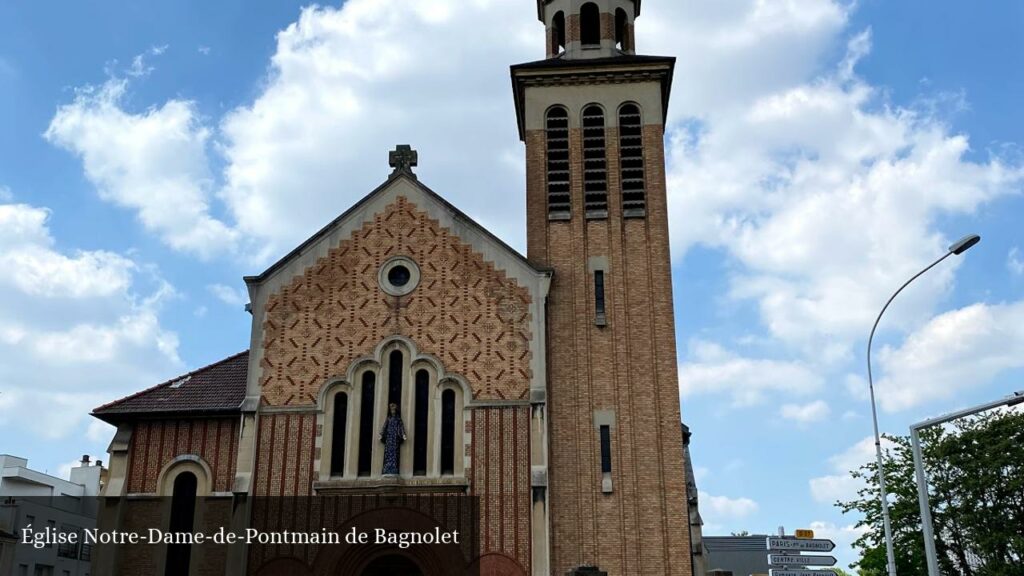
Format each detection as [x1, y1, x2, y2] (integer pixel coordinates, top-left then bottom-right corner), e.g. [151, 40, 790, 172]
[91, 1, 692, 575]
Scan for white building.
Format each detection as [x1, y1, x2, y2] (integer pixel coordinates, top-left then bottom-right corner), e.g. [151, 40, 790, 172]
[0, 454, 105, 576]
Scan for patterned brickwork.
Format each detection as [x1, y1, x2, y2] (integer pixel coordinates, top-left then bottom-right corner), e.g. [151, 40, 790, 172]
[525, 113, 692, 576]
[469, 406, 532, 572]
[259, 196, 534, 406]
[252, 412, 318, 497]
[126, 418, 238, 494]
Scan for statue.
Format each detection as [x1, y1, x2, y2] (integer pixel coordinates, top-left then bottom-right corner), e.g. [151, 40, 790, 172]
[380, 402, 406, 476]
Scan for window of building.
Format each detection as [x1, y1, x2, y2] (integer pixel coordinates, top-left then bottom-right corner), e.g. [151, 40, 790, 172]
[166, 472, 197, 576]
[330, 392, 348, 477]
[582, 105, 608, 217]
[552, 11, 566, 54]
[618, 103, 646, 216]
[388, 350, 403, 407]
[580, 3, 601, 46]
[615, 8, 628, 50]
[545, 107, 571, 219]
[358, 372, 376, 476]
[440, 389, 456, 475]
[33, 566, 53, 576]
[413, 370, 430, 476]
[594, 270, 607, 326]
[599, 425, 612, 473]
[57, 526, 78, 559]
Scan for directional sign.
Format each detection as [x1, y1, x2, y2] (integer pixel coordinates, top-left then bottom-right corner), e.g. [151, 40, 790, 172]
[768, 554, 837, 567]
[795, 529, 814, 539]
[767, 537, 836, 552]
[770, 570, 838, 576]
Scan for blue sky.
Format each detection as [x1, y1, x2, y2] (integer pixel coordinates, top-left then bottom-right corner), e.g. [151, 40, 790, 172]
[1, 0, 1022, 568]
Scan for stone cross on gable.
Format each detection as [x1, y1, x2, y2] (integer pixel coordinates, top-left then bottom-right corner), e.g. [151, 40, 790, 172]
[389, 145, 418, 178]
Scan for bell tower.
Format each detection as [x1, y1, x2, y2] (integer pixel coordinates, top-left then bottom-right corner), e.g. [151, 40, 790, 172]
[512, 1, 691, 575]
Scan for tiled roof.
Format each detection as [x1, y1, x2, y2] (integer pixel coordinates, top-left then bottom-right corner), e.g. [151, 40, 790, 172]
[92, 351, 249, 423]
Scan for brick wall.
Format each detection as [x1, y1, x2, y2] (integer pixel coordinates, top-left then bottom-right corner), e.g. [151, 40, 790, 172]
[126, 417, 238, 494]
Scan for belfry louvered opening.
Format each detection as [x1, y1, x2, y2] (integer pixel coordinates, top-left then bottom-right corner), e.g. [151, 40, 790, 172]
[545, 107, 571, 220]
[582, 105, 609, 218]
[618, 103, 647, 217]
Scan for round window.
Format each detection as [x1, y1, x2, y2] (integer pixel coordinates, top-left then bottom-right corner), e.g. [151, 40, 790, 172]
[379, 257, 420, 296]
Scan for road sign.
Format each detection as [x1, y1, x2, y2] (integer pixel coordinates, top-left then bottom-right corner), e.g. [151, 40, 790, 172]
[767, 537, 836, 552]
[767, 554, 837, 567]
[769, 570, 838, 576]
[795, 529, 814, 539]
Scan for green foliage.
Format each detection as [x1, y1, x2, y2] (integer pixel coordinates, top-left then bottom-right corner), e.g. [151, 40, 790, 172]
[838, 409, 1024, 576]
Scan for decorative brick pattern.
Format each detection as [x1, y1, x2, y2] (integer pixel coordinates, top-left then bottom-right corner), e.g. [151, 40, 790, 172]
[259, 196, 534, 406]
[126, 418, 238, 494]
[469, 406, 532, 572]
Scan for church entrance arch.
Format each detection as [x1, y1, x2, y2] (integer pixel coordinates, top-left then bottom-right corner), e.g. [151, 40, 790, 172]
[358, 553, 424, 576]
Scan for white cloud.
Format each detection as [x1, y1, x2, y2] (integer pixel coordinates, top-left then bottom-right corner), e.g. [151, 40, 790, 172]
[872, 301, 1024, 411]
[208, 283, 249, 307]
[1009, 247, 1024, 276]
[666, 28, 1023, 361]
[679, 339, 822, 407]
[700, 491, 759, 519]
[810, 435, 896, 504]
[807, 520, 868, 569]
[45, 75, 237, 259]
[780, 400, 831, 424]
[0, 185, 11, 201]
[0, 198, 182, 440]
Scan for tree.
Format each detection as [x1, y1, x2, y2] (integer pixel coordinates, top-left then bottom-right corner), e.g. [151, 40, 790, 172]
[838, 409, 1024, 576]
[731, 530, 750, 537]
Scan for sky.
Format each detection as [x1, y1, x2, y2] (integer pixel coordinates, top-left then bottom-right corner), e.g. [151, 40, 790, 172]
[1, 0, 1022, 569]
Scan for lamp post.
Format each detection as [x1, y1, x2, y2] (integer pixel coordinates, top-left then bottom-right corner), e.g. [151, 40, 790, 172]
[911, 390, 1024, 576]
[866, 234, 980, 576]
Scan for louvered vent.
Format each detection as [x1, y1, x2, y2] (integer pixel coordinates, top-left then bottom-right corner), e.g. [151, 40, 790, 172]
[619, 103, 646, 217]
[546, 107, 571, 220]
[582, 105, 609, 218]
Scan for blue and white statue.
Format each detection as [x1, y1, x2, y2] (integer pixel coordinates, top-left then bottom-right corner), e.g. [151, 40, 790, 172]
[379, 402, 406, 476]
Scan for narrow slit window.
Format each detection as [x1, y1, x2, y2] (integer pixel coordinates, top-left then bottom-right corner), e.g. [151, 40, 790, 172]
[413, 370, 429, 476]
[357, 372, 375, 476]
[582, 105, 608, 217]
[594, 270, 606, 325]
[330, 392, 348, 477]
[440, 389, 456, 475]
[546, 107, 571, 219]
[387, 350, 403, 408]
[600, 425, 612, 473]
[618, 104, 646, 216]
[581, 3, 601, 46]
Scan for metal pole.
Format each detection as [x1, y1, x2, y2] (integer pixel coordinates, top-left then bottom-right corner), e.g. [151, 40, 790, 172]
[911, 427, 940, 576]
[867, 250, 952, 576]
[910, 391, 1023, 576]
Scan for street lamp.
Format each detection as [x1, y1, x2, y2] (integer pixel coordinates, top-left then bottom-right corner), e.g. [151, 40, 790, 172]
[912, 390, 1024, 576]
[866, 234, 981, 576]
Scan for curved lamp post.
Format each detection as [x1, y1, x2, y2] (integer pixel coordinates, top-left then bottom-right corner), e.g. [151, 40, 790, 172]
[866, 233, 980, 576]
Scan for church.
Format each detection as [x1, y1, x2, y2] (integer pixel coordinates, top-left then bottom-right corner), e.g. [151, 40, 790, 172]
[90, 1, 692, 574]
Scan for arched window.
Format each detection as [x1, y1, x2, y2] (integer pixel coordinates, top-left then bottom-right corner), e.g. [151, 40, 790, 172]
[357, 372, 376, 476]
[615, 8, 628, 50]
[545, 107, 571, 219]
[440, 389, 456, 476]
[552, 11, 566, 54]
[580, 3, 601, 46]
[166, 472, 197, 575]
[387, 350, 403, 408]
[582, 105, 608, 217]
[618, 104, 647, 216]
[413, 370, 429, 476]
[330, 392, 348, 477]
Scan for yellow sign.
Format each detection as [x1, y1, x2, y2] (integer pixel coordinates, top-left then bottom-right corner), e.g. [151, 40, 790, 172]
[795, 529, 814, 539]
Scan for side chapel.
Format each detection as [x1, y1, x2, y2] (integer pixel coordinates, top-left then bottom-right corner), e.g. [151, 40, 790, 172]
[91, 1, 691, 574]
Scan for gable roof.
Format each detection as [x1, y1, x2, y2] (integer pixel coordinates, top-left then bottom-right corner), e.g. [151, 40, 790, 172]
[91, 351, 249, 423]
[244, 171, 551, 287]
